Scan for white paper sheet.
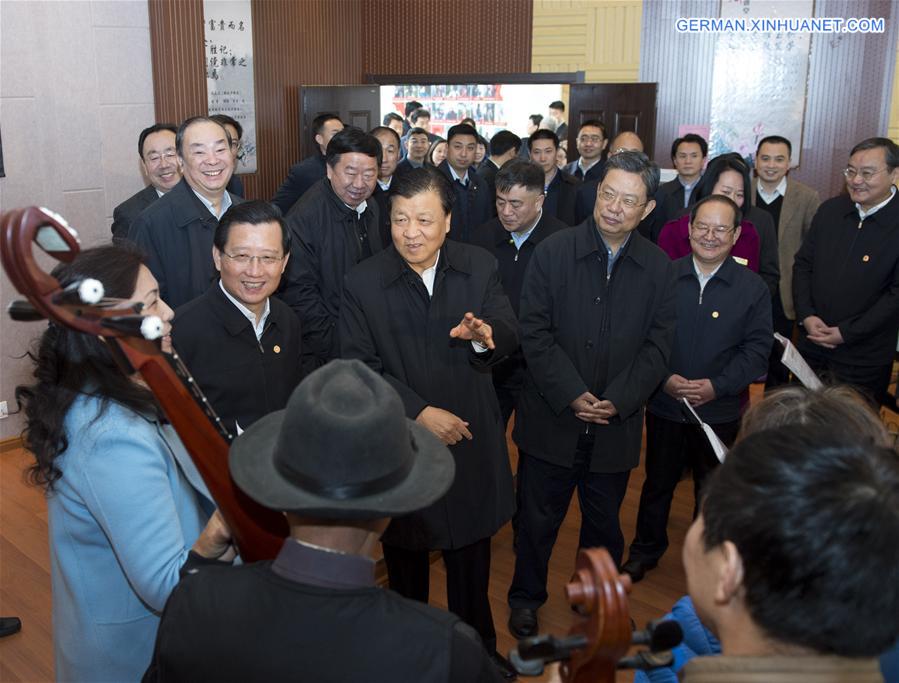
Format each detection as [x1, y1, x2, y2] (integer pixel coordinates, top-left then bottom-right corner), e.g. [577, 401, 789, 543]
[681, 398, 728, 463]
[774, 333, 823, 389]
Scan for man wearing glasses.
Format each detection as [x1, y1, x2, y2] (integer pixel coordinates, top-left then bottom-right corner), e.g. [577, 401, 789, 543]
[621, 195, 772, 584]
[172, 200, 302, 435]
[111, 124, 181, 242]
[563, 119, 608, 182]
[794, 137, 899, 406]
[507, 151, 677, 639]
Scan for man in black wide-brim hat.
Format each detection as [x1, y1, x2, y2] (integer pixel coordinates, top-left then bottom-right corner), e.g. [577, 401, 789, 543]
[143, 359, 503, 683]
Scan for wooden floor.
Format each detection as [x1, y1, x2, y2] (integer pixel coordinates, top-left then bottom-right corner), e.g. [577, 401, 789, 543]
[0, 422, 698, 682]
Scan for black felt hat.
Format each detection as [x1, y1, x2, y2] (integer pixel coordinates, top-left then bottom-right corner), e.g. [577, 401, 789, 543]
[229, 359, 454, 519]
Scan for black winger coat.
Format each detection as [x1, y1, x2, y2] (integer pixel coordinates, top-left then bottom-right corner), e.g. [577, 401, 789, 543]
[111, 185, 158, 242]
[172, 283, 303, 435]
[514, 221, 677, 473]
[280, 178, 383, 370]
[340, 241, 517, 550]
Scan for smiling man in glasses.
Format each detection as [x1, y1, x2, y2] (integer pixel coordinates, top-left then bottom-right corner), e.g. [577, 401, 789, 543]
[111, 124, 182, 242]
[794, 137, 899, 407]
[621, 194, 772, 584]
[507, 151, 677, 639]
[172, 200, 302, 435]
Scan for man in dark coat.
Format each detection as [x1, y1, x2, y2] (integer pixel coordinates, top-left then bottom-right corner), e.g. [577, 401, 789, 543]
[507, 152, 677, 640]
[529, 129, 580, 226]
[143, 360, 503, 683]
[270, 113, 343, 214]
[479, 130, 523, 206]
[129, 117, 243, 309]
[621, 195, 772, 584]
[279, 127, 383, 372]
[793, 137, 899, 406]
[563, 119, 608, 182]
[172, 201, 302, 436]
[111, 123, 181, 242]
[436, 123, 493, 243]
[473, 159, 568, 426]
[370, 124, 401, 247]
[656, 134, 708, 230]
[340, 167, 518, 679]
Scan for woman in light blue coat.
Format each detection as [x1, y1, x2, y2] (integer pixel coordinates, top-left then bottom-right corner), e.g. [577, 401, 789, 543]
[16, 245, 232, 682]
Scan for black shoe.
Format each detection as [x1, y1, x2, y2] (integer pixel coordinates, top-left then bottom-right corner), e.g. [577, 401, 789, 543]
[508, 607, 538, 638]
[489, 650, 519, 680]
[621, 558, 657, 584]
[0, 617, 21, 638]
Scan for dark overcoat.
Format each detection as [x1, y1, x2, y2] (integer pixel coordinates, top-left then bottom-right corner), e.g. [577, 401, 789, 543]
[128, 178, 244, 309]
[172, 283, 303, 435]
[279, 179, 383, 369]
[793, 191, 899, 368]
[111, 185, 158, 242]
[437, 160, 493, 243]
[514, 220, 677, 473]
[270, 153, 327, 215]
[340, 241, 517, 550]
[544, 169, 581, 226]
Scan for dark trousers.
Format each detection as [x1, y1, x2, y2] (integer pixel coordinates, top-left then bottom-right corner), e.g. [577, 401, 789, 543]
[627, 412, 740, 564]
[804, 354, 894, 408]
[766, 290, 794, 389]
[382, 537, 496, 651]
[508, 436, 630, 609]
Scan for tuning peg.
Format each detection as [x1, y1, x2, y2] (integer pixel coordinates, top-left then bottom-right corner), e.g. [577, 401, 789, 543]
[52, 278, 104, 306]
[99, 315, 163, 340]
[631, 619, 683, 652]
[7, 300, 45, 322]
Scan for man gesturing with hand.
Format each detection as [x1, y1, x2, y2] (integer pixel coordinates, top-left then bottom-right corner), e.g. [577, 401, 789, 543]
[340, 167, 519, 678]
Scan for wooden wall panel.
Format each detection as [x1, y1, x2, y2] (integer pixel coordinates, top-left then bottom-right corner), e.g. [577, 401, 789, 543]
[148, 0, 207, 128]
[361, 0, 532, 76]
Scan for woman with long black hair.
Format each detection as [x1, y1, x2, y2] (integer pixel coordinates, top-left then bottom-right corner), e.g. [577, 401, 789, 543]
[16, 243, 232, 682]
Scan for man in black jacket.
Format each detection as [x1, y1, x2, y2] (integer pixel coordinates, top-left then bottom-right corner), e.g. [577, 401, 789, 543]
[370, 125, 401, 247]
[563, 119, 607, 182]
[143, 360, 503, 683]
[280, 127, 383, 372]
[530, 129, 580, 226]
[507, 152, 677, 639]
[271, 113, 343, 214]
[479, 130, 523, 202]
[621, 195, 772, 584]
[111, 124, 181, 242]
[437, 123, 493, 243]
[793, 137, 899, 406]
[340, 167, 519, 678]
[129, 116, 243, 309]
[473, 159, 568, 426]
[172, 201, 302, 435]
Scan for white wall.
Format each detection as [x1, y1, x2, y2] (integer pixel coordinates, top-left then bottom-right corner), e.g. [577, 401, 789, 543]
[0, 0, 155, 439]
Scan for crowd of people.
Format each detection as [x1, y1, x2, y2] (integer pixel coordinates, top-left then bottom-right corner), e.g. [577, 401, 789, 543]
[10, 97, 899, 682]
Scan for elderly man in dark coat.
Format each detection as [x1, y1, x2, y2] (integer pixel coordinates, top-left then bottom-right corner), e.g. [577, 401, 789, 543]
[280, 127, 383, 373]
[507, 151, 677, 640]
[340, 167, 518, 679]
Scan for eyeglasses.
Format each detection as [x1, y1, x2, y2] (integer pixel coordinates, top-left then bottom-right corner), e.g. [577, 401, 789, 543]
[221, 252, 284, 267]
[691, 222, 735, 237]
[843, 167, 889, 182]
[145, 151, 177, 164]
[578, 135, 604, 143]
[598, 189, 646, 210]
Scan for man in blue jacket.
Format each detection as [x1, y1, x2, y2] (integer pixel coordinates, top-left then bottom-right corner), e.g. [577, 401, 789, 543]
[621, 195, 772, 583]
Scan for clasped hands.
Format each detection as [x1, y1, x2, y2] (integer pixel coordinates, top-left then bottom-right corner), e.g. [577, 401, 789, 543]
[415, 313, 494, 445]
[803, 315, 844, 349]
[570, 391, 618, 424]
[664, 375, 716, 407]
